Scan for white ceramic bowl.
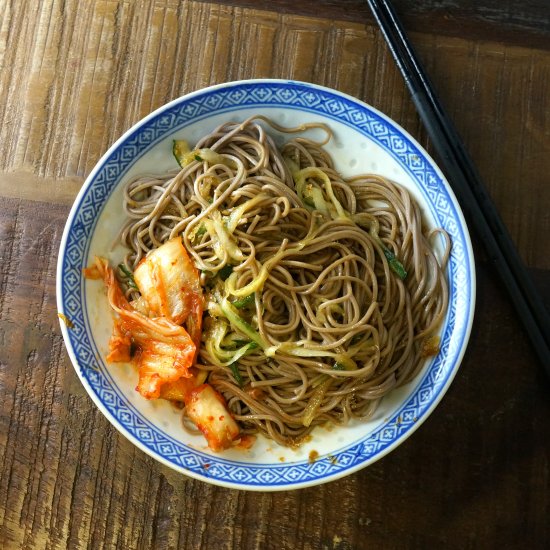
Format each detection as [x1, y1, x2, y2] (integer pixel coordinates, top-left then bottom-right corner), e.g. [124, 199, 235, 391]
[57, 79, 475, 490]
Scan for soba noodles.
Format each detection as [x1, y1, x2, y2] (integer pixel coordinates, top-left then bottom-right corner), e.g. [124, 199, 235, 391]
[116, 116, 450, 447]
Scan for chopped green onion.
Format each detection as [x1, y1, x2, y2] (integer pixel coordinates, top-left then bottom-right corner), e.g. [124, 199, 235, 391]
[220, 298, 269, 350]
[232, 293, 255, 309]
[229, 363, 243, 387]
[332, 362, 346, 371]
[172, 140, 190, 167]
[118, 263, 138, 290]
[267, 341, 338, 359]
[173, 142, 238, 169]
[352, 215, 407, 278]
[205, 318, 259, 365]
[382, 246, 408, 280]
[221, 333, 257, 349]
[218, 264, 233, 281]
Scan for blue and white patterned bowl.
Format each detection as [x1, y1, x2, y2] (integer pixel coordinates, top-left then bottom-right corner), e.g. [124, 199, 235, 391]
[56, 80, 475, 490]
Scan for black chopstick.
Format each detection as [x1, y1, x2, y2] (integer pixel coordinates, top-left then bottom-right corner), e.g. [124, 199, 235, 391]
[367, 0, 550, 375]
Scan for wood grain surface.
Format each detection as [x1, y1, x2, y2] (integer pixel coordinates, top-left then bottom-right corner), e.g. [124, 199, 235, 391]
[1, 1, 549, 548]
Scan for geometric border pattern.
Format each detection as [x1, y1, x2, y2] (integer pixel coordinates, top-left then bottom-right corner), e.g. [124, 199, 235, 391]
[58, 80, 474, 489]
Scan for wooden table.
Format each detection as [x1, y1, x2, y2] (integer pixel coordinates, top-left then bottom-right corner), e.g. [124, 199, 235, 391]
[1, 1, 549, 548]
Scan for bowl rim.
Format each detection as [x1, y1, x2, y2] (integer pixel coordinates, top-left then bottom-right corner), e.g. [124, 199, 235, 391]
[56, 78, 476, 490]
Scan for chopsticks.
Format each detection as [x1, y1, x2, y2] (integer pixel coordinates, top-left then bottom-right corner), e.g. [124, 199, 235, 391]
[366, 0, 550, 375]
